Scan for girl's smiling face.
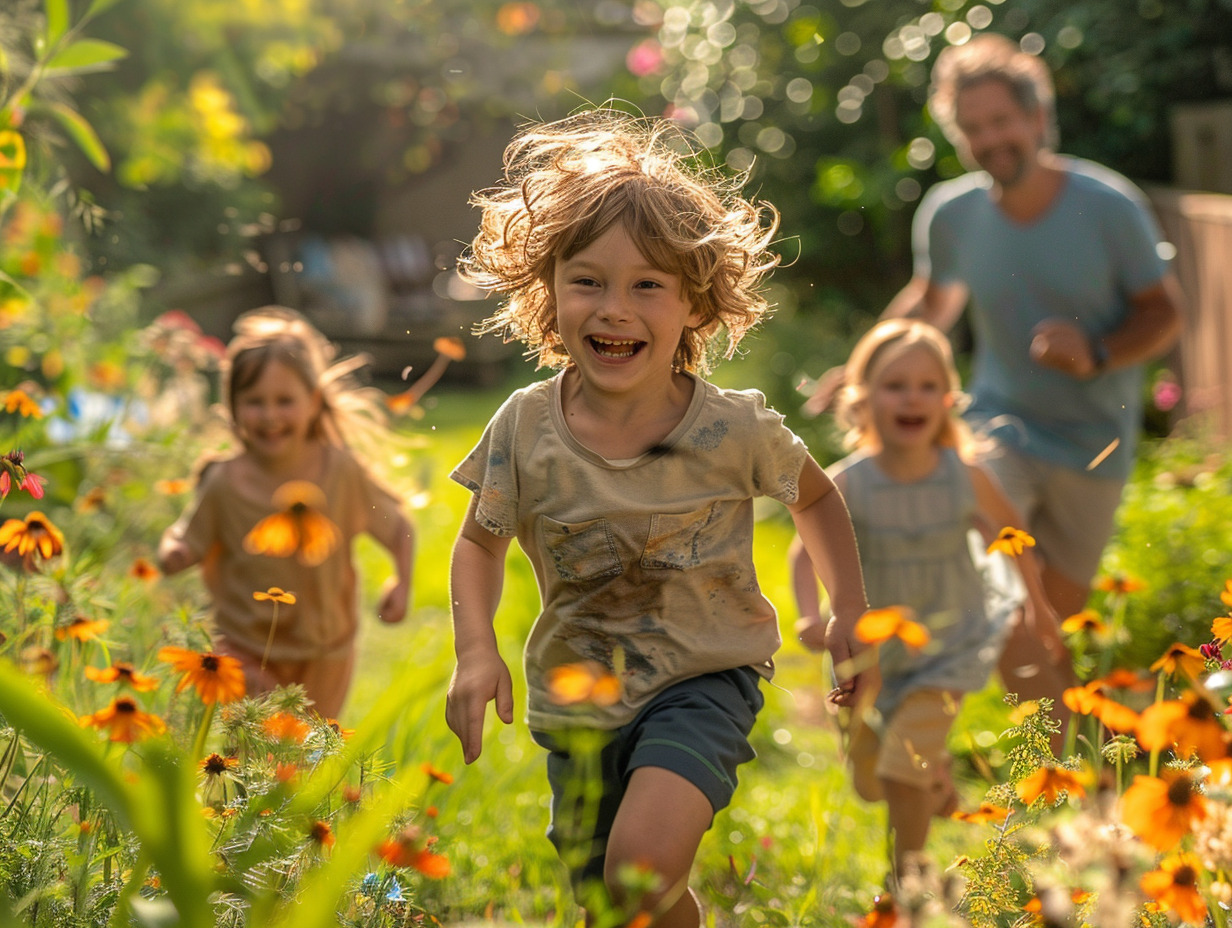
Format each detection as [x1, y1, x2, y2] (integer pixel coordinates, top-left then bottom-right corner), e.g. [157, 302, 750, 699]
[233, 358, 322, 467]
[553, 222, 703, 400]
[867, 344, 954, 454]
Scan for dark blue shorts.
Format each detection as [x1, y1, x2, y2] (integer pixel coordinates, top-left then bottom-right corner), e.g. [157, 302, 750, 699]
[531, 666, 764, 890]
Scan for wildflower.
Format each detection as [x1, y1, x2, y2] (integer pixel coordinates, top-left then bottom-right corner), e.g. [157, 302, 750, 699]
[1222, 580, 1232, 610]
[1095, 573, 1147, 595]
[342, 784, 362, 804]
[421, 762, 454, 785]
[154, 478, 192, 495]
[854, 606, 930, 649]
[1120, 771, 1207, 851]
[1062, 683, 1139, 734]
[1213, 614, 1232, 641]
[325, 718, 354, 738]
[857, 892, 898, 928]
[129, 557, 161, 582]
[85, 661, 160, 692]
[275, 762, 299, 783]
[951, 802, 1011, 824]
[546, 660, 623, 706]
[200, 753, 239, 777]
[1095, 668, 1157, 692]
[55, 615, 110, 643]
[1140, 853, 1207, 925]
[0, 450, 45, 500]
[1201, 639, 1225, 661]
[386, 336, 468, 414]
[1060, 610, 1107, 635]
[80, 696, 167, 743]
[987, 526, 1035, 557]
[243, 480, 341, 566]
[378, 825, 450, 878]
[1017, 765, 1088, 806]
[158, 646, 246, 704]
[253, 587, 296, 605]
[75, 486, 107, 512]
[3, 388, 42, 418]
[1137, 692, 1228, 762]
[263, 711, 311, 743]
[0, 510, 64, 561]
[308, 820, 335, 849]
[1151, 643, 1207, 681]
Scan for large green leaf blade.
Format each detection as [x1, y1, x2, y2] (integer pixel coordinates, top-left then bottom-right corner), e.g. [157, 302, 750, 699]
[44, 38, 127, 74]
[43, 0, 71, 47]
[43, 102, 111, 171]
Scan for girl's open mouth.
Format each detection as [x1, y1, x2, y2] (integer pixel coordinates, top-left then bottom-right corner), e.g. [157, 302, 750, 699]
[588, 336, 644, 359]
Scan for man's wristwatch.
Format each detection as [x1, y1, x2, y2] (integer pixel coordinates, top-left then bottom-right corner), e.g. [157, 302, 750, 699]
[1089, 337, 1109, 374]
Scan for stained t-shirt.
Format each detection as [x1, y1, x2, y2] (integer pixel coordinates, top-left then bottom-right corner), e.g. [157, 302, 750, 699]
[450, 371, 809, 730]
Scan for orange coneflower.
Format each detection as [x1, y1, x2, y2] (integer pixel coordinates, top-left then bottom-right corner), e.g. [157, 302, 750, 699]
[377, 826, 451, 878]
[3, 388, 42, 418]
[243, 480, 341, 566]
[1120, 771, 1207, 851]
[80, 696, 167, 743]
[857, 892, 898, 928]
[546, 660, 623, 707]
[1094, 668, 1156, 693]
[308, 820, 335, 849]
[1060, 610, 1108, 636]
[1213, 614, 1232, 642]
[253, 587, 296, 605]
[55, 615, 110, 643]
[157, 646, 246, 704]
[1016, 765, 1088, 806]
[1140, 853, 1207, 924]
[1095, 573, 1147, 595]
[1150, 643, 1207, 681]
[154, 478, 192, 495]
[951, 802, 1011, 824]
[200, 753, 239, 778]
[1138, 691, 1228, 763]
[263, 711, 311, 743]
[129, 557, 161, 582]
[421, 762, 454, 785]
[0, 510, 64, 561]
[1062, 683, 1139, 734]
[84, 661, 160, 692]
[987, 526, 1035, 557]
[855, 606, 930, 650]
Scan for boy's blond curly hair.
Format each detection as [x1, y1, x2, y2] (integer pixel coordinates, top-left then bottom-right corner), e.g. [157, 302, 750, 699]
[459, 108, 781, 373]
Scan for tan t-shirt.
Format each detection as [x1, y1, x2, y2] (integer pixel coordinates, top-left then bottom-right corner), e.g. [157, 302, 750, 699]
[451, 371, 809, 730]
[168, 445, 404, 660]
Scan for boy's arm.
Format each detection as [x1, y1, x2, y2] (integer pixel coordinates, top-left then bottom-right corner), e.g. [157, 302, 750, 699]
[968, 464, 1065, 661]
[787, 457, 877, 707]
[368, 506, 415, 624]
[446, 495, 515, 764]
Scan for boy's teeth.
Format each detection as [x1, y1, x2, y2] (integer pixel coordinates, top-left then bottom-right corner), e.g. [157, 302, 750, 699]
[592, 337, 638, 357]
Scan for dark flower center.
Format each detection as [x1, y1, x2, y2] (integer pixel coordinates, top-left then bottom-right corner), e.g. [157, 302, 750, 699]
[1167, 775, 1195, 806]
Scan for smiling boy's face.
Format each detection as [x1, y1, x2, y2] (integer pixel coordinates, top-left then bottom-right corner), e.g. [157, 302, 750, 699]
[552, 223, 702, 399]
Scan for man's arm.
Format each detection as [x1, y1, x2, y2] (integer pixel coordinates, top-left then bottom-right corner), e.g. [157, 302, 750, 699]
[882, 275, 970, 332]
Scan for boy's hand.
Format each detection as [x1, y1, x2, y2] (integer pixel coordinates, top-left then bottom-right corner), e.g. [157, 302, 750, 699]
[824, 615, 880, 708]
[376, 577, 409, 624]
[445, 653, 514, 764]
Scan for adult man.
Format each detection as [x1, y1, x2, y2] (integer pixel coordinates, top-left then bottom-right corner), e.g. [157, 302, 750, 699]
[810, 34, 1183, 722]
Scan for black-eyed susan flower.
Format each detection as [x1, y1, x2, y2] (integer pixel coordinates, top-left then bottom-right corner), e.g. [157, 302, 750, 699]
[1139, 853, 1207, 924]
[0, 450, 45, 500]
[200, 753, 239, 778]
[1150, 643, 1207, 681]
[253, 587, 296, 605]
[1060, 609, 1108, 636]
[1016, 765, 1088, 806]
[85, 661, 160, 692]
[157, 646, 246, 704]
[987, 526, 1035, 557]
[854, 606, 930, 650]
[80, 696, 167, 743]
[1213, 614, 1232, 642]
[243, 480, 340, 566]
[1137, 692, 1228, 763]
[1120, 771, 1207, 851]
[421, 762, 454, 785]
[3, 388, 42, 418]
[129, 557, 161, 582]
[0, 510, 63, 561]
[308, 820, 335, 849]
[1095, 573, 1147, 595]
[55, 615, 110, 643]
[377, 826, 450, 878]
[546, 660, 623, 707]
[154, 477, 192, 495]
[1061, 682, 1139, 734]
[950, 802, 1010, 824]
[856, 892, 898, 928]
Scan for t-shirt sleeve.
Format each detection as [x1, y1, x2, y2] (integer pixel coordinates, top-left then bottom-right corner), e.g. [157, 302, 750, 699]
[341, 452, 404, 539]
[1105, 187, 1172, 295]
[912, 183, 959, 283]
[745, 391, 810, 506]
[449, 393, 521, 537]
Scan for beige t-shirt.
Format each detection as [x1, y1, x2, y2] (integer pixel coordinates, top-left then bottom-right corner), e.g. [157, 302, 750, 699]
[451, 371, 809, 730]
[168, 445, 403, 660]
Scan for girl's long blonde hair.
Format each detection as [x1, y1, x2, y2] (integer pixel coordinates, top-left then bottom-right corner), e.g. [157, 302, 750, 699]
[459, 107, 781, 374]
[836, 318, 980, 457]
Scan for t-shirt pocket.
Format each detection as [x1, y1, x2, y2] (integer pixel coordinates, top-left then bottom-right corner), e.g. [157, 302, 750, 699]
[640, 504, 715, 570]
[541, 516, 623, 582]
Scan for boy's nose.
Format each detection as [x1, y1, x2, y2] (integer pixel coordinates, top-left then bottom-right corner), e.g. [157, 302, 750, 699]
[596, 292, 633, 323]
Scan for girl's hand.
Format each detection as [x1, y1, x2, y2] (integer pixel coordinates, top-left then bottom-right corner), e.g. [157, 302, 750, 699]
[445, 652, 514, 764]
[1026, 599, 1068, 666]
[376, 577, 409, 624]
[794, 615, 828, 652]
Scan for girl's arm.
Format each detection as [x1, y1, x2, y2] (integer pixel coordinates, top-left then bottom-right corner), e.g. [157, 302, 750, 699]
[158, 525, 200, 575]
[968, 464, 1065, 661]
[368, 507, 415, 624]
[787, 457, 877, 707]
[445, 495, 515, 764]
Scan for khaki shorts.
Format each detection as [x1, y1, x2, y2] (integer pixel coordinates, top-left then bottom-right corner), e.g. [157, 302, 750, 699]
[978, 444, 1125, 589]
[848, 689, 960, 799]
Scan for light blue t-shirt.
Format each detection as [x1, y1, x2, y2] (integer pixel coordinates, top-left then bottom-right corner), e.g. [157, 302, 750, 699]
[913, 157, 1171, 479]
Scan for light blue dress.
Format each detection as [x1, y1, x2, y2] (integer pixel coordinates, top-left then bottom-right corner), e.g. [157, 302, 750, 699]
[833, 448, 1019, 715]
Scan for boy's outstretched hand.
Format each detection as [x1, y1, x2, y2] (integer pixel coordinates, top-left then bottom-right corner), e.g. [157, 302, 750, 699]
[445, 653, 514, 764]
[823, 616, 880, 709]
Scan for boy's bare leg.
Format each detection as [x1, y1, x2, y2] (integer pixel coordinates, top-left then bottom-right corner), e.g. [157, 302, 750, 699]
[999, 611, 1074, 756]
[602, 766, 712, 928]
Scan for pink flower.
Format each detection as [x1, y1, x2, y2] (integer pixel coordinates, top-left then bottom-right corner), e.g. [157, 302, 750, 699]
[626, 39, 663, 78]
[0, 450, 45, 500]
[1153, 377, 1182, 412]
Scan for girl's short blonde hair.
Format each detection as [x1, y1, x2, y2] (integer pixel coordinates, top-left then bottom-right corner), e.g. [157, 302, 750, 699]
[836, 318, 977, 455]
[459, 108, 781, 373]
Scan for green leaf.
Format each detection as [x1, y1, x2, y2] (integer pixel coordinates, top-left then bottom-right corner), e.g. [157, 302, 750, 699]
[44, 0, 70, 48]
[86, 0, 128, 15]
[44, 38, 127, 74]
[43, 102, 111, 172]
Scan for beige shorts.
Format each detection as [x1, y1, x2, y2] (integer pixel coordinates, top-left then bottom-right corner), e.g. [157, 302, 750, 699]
[978, 444, 1125, 589]
[217, 638, 355, 720]
[848, 689, 960, 799]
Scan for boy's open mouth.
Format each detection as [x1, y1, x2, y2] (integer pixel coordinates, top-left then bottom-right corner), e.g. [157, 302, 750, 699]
[587, 336, 644, 359]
